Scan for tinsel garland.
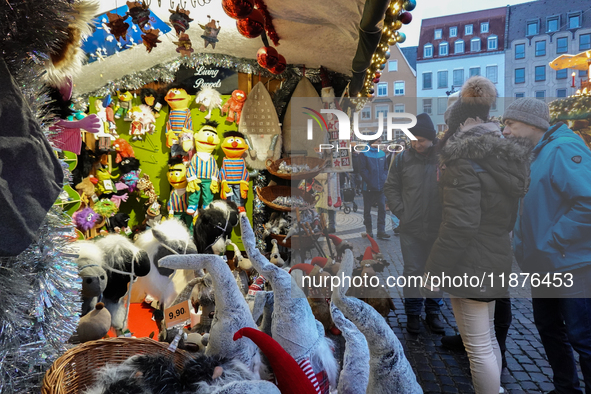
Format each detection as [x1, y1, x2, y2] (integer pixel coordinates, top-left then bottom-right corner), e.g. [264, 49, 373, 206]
[78, 52, 349, 101]
[253, 170, 270, 251]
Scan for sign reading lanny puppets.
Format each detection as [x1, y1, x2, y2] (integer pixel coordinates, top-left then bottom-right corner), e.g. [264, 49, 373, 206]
[175, 65, 238, 95]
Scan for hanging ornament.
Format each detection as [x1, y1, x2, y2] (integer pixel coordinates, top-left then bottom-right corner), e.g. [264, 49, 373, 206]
[375, 72, 381, 79]
[256, 46, 279, 68]
[397, 32, 407, 43]
[385, 51, 391, 59]
[403, 0, 417, 11]
[369, 88, 375, 94]
[173, 33, 194, 57]
[393, 20, 403, 30]
[373, 77, 380, 83]
[199, 16, 221, 49]
[106, 11, 130, 42]
[236, 9, 265, 38]
[400, 12, 412, 25]
[127, 1, 152, 32]
[379, 63, 386, 70]
[222, 0, 254, 20]
[388, 37, 396, 45]
[169, 5, 194, 36]
[141, 28, 162, 52]
[268, 54, 287, 74]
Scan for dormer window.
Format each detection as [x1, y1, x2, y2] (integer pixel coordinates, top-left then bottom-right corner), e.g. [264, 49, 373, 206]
[450, 26, 457, 37]
[481, 22, 489, 33]
[488, 35, 498, 50]
[439, 42, 448, 56]
[465, 24, 473, 35]
[527, 20, 539, 36]
[424, 43, 433, 58]
[434, 29, 442, 40]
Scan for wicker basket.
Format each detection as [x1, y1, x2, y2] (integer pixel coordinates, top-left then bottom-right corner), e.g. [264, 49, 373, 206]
[265, 157, 327, 180]
[256, 185, 318, 212]
[42, 337, 192, 394]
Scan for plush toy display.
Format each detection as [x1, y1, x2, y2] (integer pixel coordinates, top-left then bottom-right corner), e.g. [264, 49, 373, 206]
[195, 87, 223, 120]
[114, 90, 133, 121]
[113, 138, 135, 163]
[72, 206, 101, 232]
[76, 241, 108, 316]
[192, 200, 239, 254]
[75, 302, 111, 343]
[221, 90, 246, 124]
[139, 88, 164, 118]
[186, 121, 220, 214]
[166, 156, 191, 227]
[165, 85, 194, 160]
[220, 131, 249, 211]
[128, 106, 144, 141]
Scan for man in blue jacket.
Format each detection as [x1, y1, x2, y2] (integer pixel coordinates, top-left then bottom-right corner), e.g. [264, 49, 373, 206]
[357, 138, 390, 239]
[503, 98, 591, 394]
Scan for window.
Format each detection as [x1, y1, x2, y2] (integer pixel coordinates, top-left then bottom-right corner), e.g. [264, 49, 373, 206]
[515, 68, 525, 84]
[488, 36, 498, 50]
[486, 65, 498, 83]
[375, 106, 388, 119]
[454, 40, 465, 54]
[377, 82, 388, 97]
[556, 69, 568, 79]
[450, 26, 457, 37]
[547, 17, 559, 33]
[469, 67, 481, 77]
[535, 66, 546, 82]
[557, 37, 568, 53]
[437, 71, 448, 88]
[394, 104, 405, 113]
[515, 92, 525, 98]
[471, 38, 481, 52]
[527, 21, 539, 36]
[438, 98, 448, 115]
[481, 22, 489, 33]
[424, 44, 433, 58]
[423, 72, 432, 89]
[569, 12, 581, 29]
[557, 89, 567, 98]
[388, 60, 398, 72]
[491, 99, 497, 112]
[580, 34, 591, 51]
[535, 91, 546, 99]
[435, 29, 442, 40]
[361, 107, 371, 120]
[580, 69, 588, 78]
[439, 42, 448, 56]
[394, 81, 405, 96]
[535, 40, 546, 56]
[465, 24, 473, 35]
[515, 43, 525, 59]
[423, 99, 432, 114]
[453, 69, 464, 86]
[437, 124, 447, 133]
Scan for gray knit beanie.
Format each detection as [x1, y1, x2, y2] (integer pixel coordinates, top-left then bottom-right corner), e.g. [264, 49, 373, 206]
[502, 98, 550, 131]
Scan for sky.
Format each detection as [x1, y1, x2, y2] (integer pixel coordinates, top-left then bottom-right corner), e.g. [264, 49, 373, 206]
[399, 0, 535, 48]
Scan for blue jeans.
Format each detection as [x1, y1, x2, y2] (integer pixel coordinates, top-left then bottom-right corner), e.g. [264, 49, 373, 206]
[400, 233, 443, 315]
[226, 183, 246, 207]
[363, 190, 386, 234]
[531, 266, 591, 394]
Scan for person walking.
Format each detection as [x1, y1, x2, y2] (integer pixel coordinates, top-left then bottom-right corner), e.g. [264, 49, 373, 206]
[357, 138, 390, 240]
[423, 76, 531, 394]
[384, 113, 444, 334]
[502, 97, 591, 394]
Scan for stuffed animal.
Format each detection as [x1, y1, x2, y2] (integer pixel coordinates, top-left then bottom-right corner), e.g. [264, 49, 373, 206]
[138, 104, 156, 135]
[166, 156, 191, 228]
[76, 302, 111, 343]
[139, 88, 164, 118]
[72, 206, 101, 232]
[94, 166, 119, 196]
[269, 239, 285, 267]
[113, 138, 135, 163]
[105, 212, 131, 235]
[186, 121, 220, 214]
[114, 90, 133, 121]
[193, 200, 239, 254]
[128, 106, 144, 141]
[164, 84, 193, 160]
[221, 90, 246, 124]
[226, 240, 252, 296]
[75, 177, 97, 205]
[219, 131, 249, 212]
[195, 87, 222, 120]
[76, 241, 108, 315]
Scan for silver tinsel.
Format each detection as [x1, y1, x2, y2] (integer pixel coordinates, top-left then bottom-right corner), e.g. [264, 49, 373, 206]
[0, 206, 81, 393]
[253, 171, 270, 251]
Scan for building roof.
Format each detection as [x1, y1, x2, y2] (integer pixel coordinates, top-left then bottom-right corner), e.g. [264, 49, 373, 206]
[401, 46, 417, 71]
[507, 0, 591, 43]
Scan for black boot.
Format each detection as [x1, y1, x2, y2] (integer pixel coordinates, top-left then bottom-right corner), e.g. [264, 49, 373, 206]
[426, 314, 445, 334]
[407, 315, 420, 334]
[441, 334, 465, 351]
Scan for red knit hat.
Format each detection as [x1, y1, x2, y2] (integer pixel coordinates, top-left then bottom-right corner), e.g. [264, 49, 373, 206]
[328, 234, 342, 246]
[289, 263, 322, 276]
[233, 328, 318, 394]
[362, 246, 374, 262]
[311, 256, 331, 268]
[362, 233, 380, 254]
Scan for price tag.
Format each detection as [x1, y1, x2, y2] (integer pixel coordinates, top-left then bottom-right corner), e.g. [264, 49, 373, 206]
[164, 300, 191, 329]
[104, 180, 114, 191]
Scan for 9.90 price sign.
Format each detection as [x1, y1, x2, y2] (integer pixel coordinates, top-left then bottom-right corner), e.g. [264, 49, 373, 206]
[164, 300, 191, 329]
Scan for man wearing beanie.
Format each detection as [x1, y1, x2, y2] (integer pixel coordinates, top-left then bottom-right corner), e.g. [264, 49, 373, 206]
[384, 113, 444, 334]
[503, 97, 591, 393]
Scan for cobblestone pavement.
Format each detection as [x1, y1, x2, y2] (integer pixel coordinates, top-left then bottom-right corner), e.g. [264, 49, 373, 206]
[309, 203, 585, 394]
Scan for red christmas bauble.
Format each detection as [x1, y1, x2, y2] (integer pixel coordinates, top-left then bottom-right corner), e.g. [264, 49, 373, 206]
[375, 72, 381, 78]
[222, 0, 254, 20]
[269, 54, 287, 74]
[257, 46, 279, 68]
[400, 12, 412, 25]
[236, 9, 265, 38]
[373, 77, 380, 83]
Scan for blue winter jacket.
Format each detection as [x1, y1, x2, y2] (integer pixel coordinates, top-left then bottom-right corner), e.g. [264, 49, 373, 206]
[513, 123, 591, 273]
[358, 146, 388, 192]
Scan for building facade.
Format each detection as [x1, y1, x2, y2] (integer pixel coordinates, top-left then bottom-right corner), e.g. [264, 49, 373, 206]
[505, 0, 591, 100]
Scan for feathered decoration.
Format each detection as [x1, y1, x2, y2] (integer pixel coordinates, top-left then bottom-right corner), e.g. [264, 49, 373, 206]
[141, 29, 161, 53]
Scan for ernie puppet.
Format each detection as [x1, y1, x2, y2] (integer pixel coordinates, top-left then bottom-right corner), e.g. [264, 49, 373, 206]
[219, 131, 249, 212]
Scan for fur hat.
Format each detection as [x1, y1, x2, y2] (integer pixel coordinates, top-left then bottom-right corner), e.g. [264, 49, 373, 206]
[446, 76, 497, 133]
[502, 97, 550, 131]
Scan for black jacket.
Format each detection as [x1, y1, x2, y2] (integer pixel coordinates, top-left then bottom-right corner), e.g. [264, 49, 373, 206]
[384, 146, 442, 240]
